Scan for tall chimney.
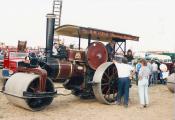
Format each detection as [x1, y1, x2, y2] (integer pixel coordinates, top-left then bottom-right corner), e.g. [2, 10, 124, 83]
[46, 14, 56, 58]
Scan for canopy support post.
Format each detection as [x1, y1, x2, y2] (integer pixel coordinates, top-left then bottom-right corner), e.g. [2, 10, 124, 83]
[88, 34, 91, 46]
[78, 30, 81, 50]
[124, 40, 126, 55]
[113, 42, 116, 58]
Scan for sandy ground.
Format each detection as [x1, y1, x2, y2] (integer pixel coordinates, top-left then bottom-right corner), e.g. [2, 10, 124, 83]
[0, 70, 174, 120]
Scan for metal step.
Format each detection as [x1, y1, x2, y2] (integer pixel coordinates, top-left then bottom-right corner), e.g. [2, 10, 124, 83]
[54, 11, 60, 13]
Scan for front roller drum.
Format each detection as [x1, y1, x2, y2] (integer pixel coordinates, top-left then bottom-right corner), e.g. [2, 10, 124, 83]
[92, 62, 118, 104]
[4, 73, 55, 111]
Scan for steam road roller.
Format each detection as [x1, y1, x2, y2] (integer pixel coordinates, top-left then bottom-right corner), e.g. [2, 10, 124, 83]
[1, 14, 139, 111]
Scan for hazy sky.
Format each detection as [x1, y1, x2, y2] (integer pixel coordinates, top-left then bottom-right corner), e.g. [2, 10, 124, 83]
[0, 0, 174, 52]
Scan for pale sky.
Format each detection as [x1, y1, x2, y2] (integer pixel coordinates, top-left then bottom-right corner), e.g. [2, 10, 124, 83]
[0, 0, 175, 52]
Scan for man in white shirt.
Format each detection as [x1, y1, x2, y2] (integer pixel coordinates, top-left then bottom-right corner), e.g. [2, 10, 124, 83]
[52, 43, 58, 56]
[152, 61, 158, 84]
[113, 57, 135, 108]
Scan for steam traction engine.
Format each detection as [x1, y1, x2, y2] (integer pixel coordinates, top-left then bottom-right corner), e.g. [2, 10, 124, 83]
[2, 14, 139, 111]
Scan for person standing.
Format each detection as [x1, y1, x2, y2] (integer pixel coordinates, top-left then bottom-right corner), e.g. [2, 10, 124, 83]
[113, 57, 135, 108]
[135, 59, 142, 86]
[105, 41, 115, 61]
[152, 61, 158, 85]
[159, 63, 169, 85]
[125, 49, 134, 64]
[57, 40, 67, 60]
[138, 59, 150, 108]
[147, 60, 153, 86]
[52, 43, 58, 56]
[29, 52, 38, 68]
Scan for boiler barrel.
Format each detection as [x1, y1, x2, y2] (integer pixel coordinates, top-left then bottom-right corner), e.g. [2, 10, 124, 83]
[46, 59, 86, 81]
[56, 61, 86, 80]
[57, 61, 73, 79]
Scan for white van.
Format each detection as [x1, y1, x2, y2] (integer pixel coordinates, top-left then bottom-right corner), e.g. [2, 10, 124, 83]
[148, 54, 172, 63]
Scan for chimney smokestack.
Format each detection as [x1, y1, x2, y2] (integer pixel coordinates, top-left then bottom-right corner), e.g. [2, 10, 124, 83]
[46, 13, 56, 58]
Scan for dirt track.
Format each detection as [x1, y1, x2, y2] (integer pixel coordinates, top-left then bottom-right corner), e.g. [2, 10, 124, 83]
[0, 72, 174, 120]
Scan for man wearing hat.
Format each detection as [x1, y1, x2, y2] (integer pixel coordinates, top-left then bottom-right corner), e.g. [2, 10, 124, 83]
[57, 40, 67, 60]
[105, 41, 115, 61]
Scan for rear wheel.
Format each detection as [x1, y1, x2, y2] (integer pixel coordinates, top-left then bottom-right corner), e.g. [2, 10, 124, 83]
[93, 62, 118, 104]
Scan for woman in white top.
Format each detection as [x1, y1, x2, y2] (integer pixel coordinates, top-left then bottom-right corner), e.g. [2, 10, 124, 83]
[138, 59, 150, 108]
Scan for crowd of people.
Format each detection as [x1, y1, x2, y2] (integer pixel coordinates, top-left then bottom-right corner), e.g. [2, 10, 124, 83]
[105, 41, 175, 109]
[113, 55, 175, 109]
[113, 57, 150, 108]
[135, 59, 171, 86]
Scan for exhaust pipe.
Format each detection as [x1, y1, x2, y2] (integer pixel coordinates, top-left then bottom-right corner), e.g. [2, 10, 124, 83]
[46, 14, 56, 58]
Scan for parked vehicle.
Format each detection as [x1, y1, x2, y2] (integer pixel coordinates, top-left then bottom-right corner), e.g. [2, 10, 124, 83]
[147, 54, 173, 73]
[162, 53, 175, 62]
[147, 54, 172, 63]
[3, 51, 28, 72]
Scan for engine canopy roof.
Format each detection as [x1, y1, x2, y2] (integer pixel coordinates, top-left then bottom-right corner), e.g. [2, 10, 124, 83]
[55, 24, 139, 42]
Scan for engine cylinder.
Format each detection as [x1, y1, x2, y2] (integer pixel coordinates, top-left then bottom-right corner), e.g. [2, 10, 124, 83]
[67, 49, 85, 62]
[72, 64, 86, 77]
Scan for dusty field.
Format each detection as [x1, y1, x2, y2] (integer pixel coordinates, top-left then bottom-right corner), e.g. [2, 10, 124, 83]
[0, 71, 174, 120]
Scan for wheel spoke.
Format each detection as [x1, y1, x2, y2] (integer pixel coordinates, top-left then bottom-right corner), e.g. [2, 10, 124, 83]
[107, 67, 110, 75]
[107, 88, 111, 99]
[29, 87, 35, 91]
[104, 87, 110, 98]
[104, 72, 110, 80]
[113, 68, 116, 75]
[102, 77, 108, 82]
[102, 85, 108, 91]
[101, 83, 109, 86]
